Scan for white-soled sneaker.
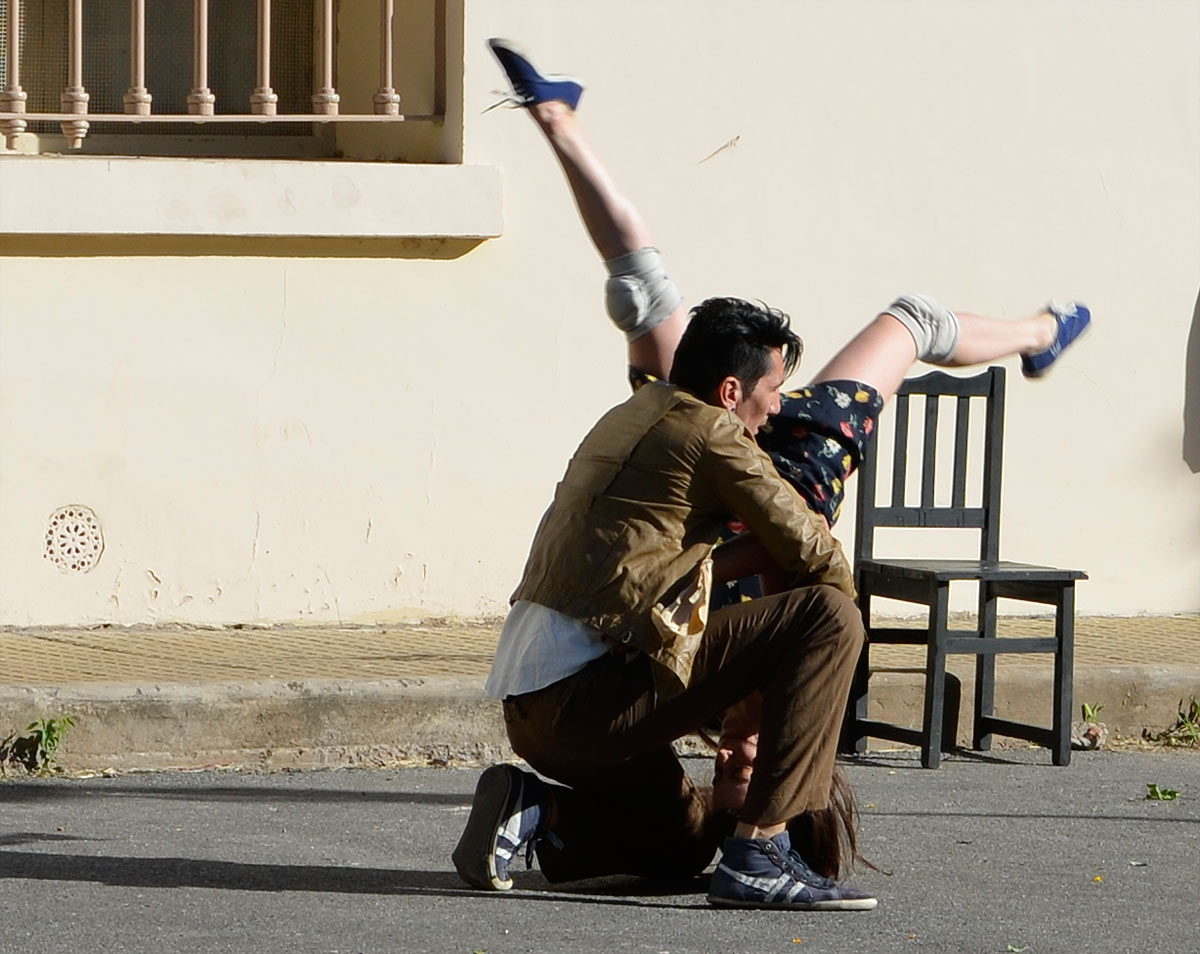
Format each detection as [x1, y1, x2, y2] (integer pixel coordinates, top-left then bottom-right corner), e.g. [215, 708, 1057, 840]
[708, 832, 878, 911]
[451, 764, 556, 891]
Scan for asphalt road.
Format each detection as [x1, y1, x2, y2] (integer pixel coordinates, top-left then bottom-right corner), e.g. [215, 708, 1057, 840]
[0, 749, 1196, 954]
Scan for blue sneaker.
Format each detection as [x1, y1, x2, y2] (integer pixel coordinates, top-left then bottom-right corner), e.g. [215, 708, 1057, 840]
[1021, 301, 1091, 378]
[487, 38, 584, 110]
[452, 764, 556, 890]
[708, 832, 878, 910]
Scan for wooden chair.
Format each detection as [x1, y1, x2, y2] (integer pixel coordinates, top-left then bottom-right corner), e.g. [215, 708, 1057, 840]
[841, 366, 1087, 768]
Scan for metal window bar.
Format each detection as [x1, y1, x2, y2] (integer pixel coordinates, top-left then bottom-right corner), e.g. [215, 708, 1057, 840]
[311, 0, 337, 115]
[0, 0, 28, 141]
[61, 0, 89, 146]
[123, 0, 150, 114]
[187, 0, 214, 116]
[373, 0, 399, 115]
[250, 0, 277, 115]
[0, 0, 441, 151]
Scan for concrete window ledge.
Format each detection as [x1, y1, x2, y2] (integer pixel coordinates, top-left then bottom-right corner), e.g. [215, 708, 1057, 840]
[0, 156, 502, 239]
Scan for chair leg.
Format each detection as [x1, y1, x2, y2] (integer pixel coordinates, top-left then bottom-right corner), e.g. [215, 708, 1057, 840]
[973, 584, 998, 751]
[942, 671, 962, 754]
[845, 642, 871, 755]
[921, 585, 951, 769]
[1052, 584, 1076, 766]
[841, 593, 872, 755]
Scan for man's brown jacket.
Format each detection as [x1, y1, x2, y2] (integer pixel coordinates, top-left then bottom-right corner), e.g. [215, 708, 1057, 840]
[511, 382, 855, 691]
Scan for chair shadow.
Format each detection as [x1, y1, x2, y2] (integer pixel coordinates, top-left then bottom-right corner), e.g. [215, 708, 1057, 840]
[839, 748, 1021, 770]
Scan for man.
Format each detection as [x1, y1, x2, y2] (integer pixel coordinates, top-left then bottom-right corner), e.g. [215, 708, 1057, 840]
[451, 37, 1091, 910]
[452, 295, 877, 910]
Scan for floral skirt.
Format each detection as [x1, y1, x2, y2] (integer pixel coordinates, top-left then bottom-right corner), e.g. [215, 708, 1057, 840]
[756, 380, 884, 528]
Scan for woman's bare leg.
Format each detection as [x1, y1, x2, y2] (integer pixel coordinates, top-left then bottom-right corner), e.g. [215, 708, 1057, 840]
[950, 310, 1057, 366]
[808, 306, 1058, 403]
[528, 102, 646, 261]
[527, 101, 689, 380]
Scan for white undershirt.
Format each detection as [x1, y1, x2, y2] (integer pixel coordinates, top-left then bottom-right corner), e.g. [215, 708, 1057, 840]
[484, 600, 611, 699]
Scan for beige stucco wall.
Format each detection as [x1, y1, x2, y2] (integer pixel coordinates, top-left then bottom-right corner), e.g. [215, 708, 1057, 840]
[1, 0, 1197, 625]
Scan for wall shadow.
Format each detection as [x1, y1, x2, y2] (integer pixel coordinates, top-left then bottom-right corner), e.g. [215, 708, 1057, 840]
[0, 782, 469, 806]
[0, 234, 485, 260]
[1185, 286, 1200, 472]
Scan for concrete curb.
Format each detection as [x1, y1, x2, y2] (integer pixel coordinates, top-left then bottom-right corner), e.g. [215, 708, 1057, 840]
[864, 664, 1200, 748]
[3, 664, 1197, 772]
[0, 678, 509, 772]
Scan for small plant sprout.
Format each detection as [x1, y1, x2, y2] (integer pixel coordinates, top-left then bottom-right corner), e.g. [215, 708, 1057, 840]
[1080, 702, 1104, 723]
[29, 715, 76, 769]
[0, 714, 77, 775]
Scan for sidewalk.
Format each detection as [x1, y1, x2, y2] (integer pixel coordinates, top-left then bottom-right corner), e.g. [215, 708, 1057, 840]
[1, 615, 1197, 771]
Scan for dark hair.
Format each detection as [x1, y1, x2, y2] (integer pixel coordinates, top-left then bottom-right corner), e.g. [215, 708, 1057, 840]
[788, 766, 881, 878]
[668, 297, 803, 399]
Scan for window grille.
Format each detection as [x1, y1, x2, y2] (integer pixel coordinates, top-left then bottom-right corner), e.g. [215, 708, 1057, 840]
[0, 0, 433, 154]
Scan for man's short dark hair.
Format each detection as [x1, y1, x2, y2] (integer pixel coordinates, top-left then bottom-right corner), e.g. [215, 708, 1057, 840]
[668, 297, 803, 398]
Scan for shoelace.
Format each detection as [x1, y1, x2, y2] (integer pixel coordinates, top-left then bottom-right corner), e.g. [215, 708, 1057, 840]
[763, 839, 836, 889]
[785, 849, 836, 888]
[523, 827, 564, 870]
[482, 90, 528, 114]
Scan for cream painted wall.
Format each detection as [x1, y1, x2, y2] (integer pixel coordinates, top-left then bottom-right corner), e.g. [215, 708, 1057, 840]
[0, 0, 1197, 625]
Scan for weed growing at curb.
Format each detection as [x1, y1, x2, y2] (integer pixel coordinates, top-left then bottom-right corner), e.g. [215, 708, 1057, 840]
[0, 715, 77, 776]
[1142, 696, 1200, 748]
[1146, 697, 1200, 748]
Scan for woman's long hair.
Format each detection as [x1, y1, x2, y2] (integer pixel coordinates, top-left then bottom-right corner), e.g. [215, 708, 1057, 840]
[786, 766, 881, 879]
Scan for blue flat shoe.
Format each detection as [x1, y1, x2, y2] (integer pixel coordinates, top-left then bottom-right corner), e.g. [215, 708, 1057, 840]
[1021, 301, 1091, 378]
[487, 38, 584, 110]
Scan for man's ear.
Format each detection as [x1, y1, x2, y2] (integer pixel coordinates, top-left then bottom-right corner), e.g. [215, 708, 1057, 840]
[714, 375, 743, 412]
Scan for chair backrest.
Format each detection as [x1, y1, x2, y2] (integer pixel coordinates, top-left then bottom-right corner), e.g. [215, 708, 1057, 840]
[854, 366, 1006, 564]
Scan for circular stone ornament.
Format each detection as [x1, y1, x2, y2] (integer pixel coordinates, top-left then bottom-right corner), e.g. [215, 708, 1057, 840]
[44, 505, 105, 573]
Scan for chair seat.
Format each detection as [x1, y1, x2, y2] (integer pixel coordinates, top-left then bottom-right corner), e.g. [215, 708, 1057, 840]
[858, 558, 1087, 583]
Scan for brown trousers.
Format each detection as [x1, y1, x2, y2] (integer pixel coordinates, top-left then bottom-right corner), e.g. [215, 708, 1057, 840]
[502, 584, 864, 883]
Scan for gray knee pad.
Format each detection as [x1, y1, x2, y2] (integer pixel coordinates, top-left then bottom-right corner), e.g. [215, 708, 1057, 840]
[882, 293, 961, 364]
[603, 247, 683, 342]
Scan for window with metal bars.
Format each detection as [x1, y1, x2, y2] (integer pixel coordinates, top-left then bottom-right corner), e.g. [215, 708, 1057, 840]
[7, 0, 313, 138]
[0, 0, 444, 158]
